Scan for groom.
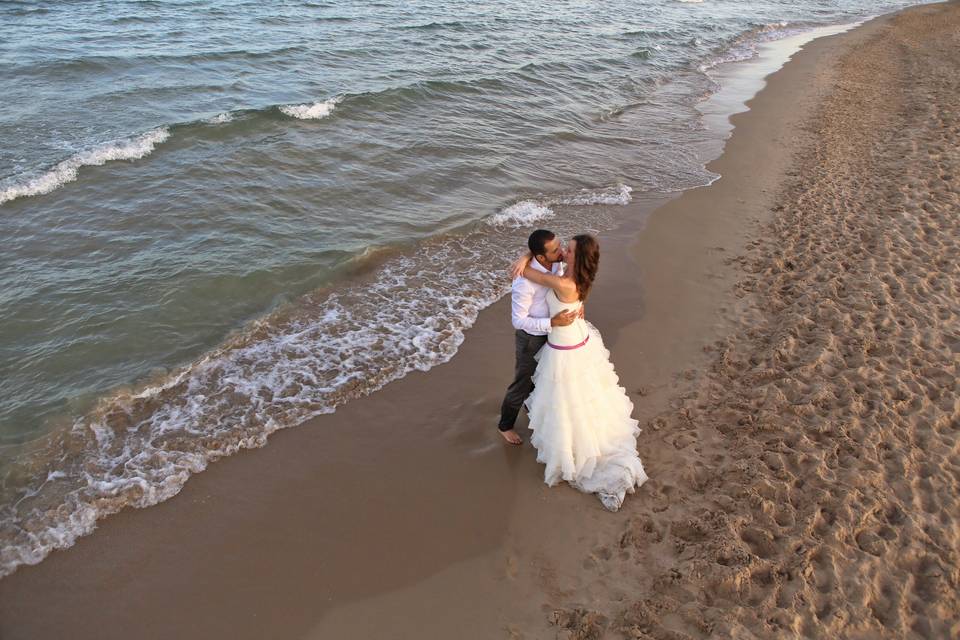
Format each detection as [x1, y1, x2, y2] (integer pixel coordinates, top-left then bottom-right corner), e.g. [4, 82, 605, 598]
[498, 229, 578, 445]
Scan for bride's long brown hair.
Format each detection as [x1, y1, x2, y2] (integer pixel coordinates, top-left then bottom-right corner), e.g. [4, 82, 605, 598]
[572, 234, 600, 301]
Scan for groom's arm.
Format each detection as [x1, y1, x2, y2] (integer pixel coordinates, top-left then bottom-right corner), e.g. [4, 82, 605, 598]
[510, 278, 552, 334]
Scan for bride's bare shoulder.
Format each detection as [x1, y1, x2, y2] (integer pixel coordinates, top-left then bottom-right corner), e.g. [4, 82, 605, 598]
[552, 282, 580, 303]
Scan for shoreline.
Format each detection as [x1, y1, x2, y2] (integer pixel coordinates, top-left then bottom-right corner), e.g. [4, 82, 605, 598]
[0, 13, 890, 582]
[2, 4, 956, 638]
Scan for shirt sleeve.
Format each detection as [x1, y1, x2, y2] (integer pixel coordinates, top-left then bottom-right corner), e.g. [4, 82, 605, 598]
[510, 278, 552, 334]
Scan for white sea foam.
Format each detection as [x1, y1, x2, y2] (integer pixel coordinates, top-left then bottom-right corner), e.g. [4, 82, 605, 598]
[0, 128, 170, 205]
[279, 96, 341, 120]
[0, 234, 507, 578]
[548, 184, 633, 206]
[489, 200, 555, 227]
[487, 184, 633, 227]
[0, 181, 630, 578]
[206, 112, 233, 124]
[698, 22, 802, 71]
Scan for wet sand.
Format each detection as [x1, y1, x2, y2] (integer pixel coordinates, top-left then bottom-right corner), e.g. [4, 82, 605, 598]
[2, 3, 958, 638]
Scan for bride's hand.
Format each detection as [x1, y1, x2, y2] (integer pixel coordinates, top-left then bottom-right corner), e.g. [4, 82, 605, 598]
[510, 252, 532, 279]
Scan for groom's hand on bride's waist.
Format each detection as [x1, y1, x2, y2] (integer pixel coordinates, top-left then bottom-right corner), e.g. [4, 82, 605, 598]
[551, 310, 577, 327]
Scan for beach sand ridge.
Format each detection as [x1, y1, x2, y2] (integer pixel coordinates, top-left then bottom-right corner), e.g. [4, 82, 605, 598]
[548, 4, 960, 638]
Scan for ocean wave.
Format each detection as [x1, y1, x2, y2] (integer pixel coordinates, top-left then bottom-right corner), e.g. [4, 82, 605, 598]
[399, 21, 468, 31]
[698, 21, 807, 71]
[346, 77, 501, 113]
[206, 112, 234, 124]
[6, 47, 309, 79]
[487, 184, 633, 227]
[0, 95, 340, 204]
[620, 27, 682, 38]
[489, 201, 554, 227]
[547, 184, 633, 206]
[0, 128, 169, 205]
[0, 88, 362, 203]
[0, 197, 625, 578]
[279, 96, 341, 120]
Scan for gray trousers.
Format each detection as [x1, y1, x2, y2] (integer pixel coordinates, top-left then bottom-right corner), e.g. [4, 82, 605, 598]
[498, 330, 548, 431]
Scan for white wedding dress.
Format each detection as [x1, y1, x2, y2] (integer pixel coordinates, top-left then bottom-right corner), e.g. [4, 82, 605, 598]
[524, 289, 648, 511]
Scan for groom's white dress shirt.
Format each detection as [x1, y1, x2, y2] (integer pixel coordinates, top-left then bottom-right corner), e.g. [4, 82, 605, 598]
[511, 260, 563, 336]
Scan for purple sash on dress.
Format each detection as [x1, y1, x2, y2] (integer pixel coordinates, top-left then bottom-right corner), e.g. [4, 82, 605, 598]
[547, 335, 589, 350]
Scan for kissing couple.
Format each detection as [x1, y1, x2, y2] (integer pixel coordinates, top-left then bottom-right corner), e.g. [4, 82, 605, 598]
[497, 230, 648, 512]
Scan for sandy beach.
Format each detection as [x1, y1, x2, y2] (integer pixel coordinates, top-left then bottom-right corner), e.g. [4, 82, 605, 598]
[2, 2, 958, 639]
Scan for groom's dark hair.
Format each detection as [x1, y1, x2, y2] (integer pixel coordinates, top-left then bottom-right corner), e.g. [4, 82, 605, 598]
[528, 229, 555, 258]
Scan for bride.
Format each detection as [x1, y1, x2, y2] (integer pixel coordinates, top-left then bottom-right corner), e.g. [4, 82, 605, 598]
[510, 234, 648, 512]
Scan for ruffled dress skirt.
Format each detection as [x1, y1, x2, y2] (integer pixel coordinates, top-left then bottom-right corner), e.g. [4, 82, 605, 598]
[524, 321, 648, 511]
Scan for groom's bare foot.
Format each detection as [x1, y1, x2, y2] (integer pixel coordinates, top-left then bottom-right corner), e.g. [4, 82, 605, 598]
[499, 429, 523, 445]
